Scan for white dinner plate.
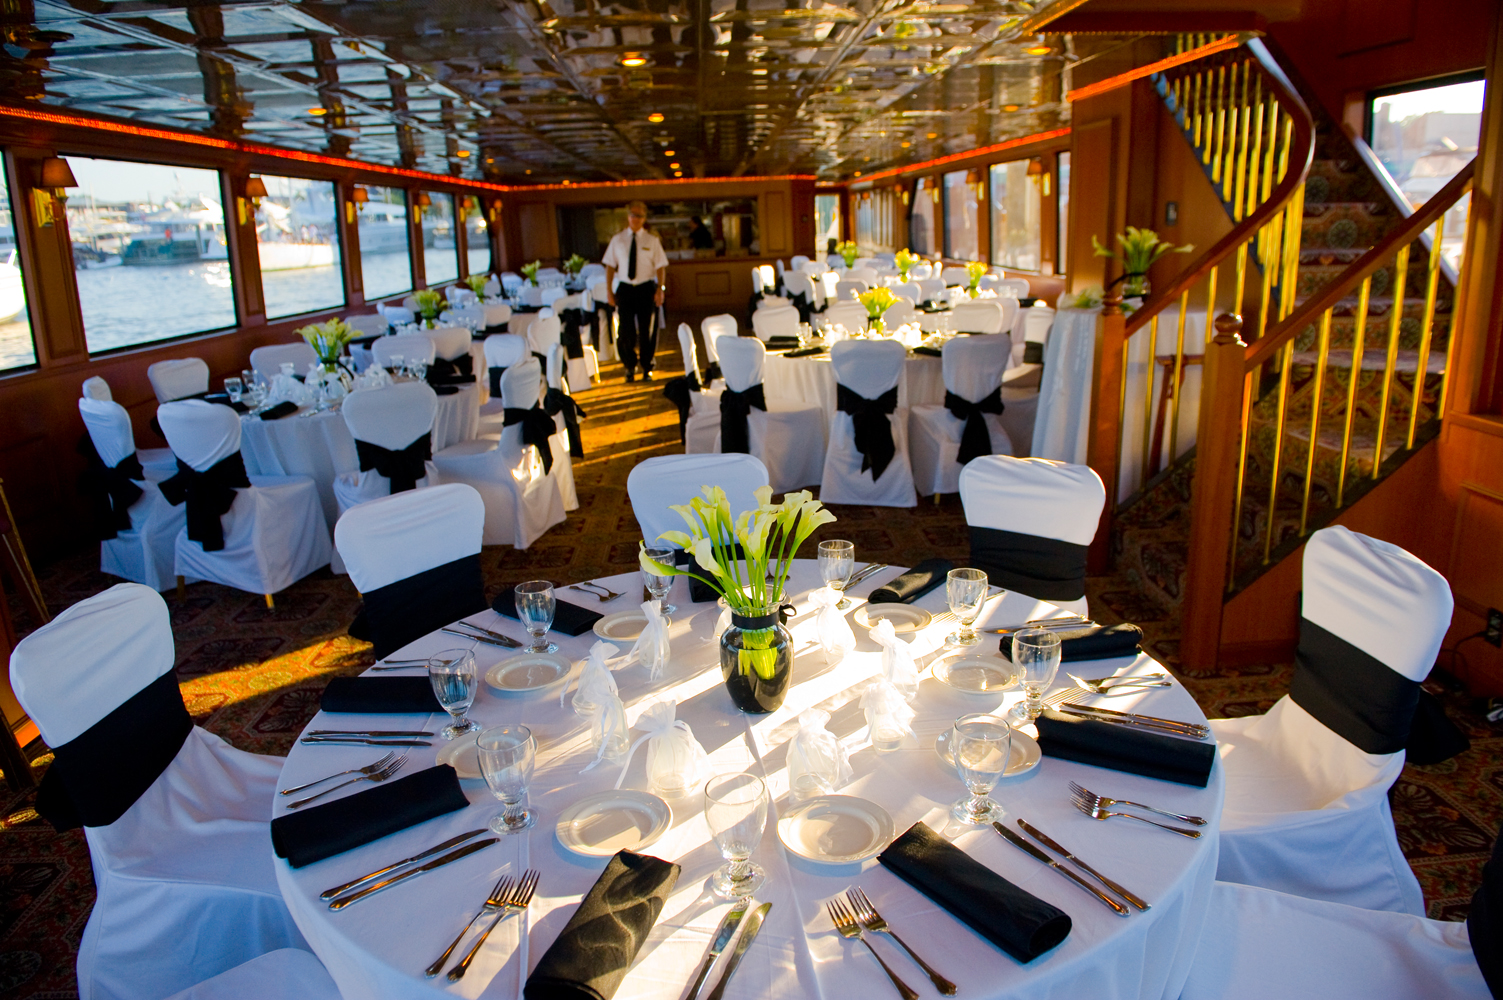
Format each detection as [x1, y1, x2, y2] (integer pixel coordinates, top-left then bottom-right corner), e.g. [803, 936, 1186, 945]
[933, 653, 1019, 695]
[556, 790, 672, 857]
[436, 732, 482, 779]
[777, 795, 895, 865]
[485, 651, 571, 693]
[593, 611, 648, 643]
[853, 604, 932, 633]
[935, 728, 1041, 777]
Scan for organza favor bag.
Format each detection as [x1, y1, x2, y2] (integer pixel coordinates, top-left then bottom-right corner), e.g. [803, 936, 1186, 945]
[862, 678, 916, 753]
[810, 587, 855, 662]
[871, 618, 919, 701]
[626, 601, 671, 680]
[615, 700, 708, 798]
[786, 708, 852, 800]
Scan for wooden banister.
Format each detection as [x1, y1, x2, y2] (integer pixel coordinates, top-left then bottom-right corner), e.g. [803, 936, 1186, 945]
[1087, 293, 1128, 573]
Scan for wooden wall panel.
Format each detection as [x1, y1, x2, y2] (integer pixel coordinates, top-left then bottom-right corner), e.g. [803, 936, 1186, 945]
[517, 203, 558, 262]
[762, 190, 789, 256]
[1068, 119, 1116, 292]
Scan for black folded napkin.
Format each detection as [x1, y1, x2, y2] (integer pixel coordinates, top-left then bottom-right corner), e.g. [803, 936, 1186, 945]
[868, 558, 953, 604]
[320, 676, 443, 714]
[783, 346, 828, 359]
[1034, 709, 1216, 787]
[492, 590, 603, 637]
[433, 384, 461, 396]
[524, 850, 680, 1000]
[1000, 623, 1143, 662]
[271, 765, 469, 869]
[878, 822, 1070, 963]
[258, 400, 299, 421]
[203, 393, 250, 413]
[765, 336, 801, 351]
[912, 345, 943, 357]
[1018, 297, 1040, 308]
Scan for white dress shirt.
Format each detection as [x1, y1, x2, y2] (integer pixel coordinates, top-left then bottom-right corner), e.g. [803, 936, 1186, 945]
[602, 227, 668, 288]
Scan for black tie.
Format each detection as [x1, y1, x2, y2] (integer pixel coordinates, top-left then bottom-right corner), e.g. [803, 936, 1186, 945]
[627, 232, 637, 281]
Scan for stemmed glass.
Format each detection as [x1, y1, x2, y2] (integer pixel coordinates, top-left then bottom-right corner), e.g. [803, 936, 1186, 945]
[817, 539, 855, 609]
[515, 580, 558, 653]
[945, 568, 989, 646]
[389, 354, 405, 377]
[641, 545, 676, 616]
[223, 377, 243, 404]
[427, 648, 480, 740]
[950, 713, 1013, 825]
[410, 359, 428, 381]
[1010, 629, 1063, 723]
[477, 724, 536, 834]
[704, 773, 769, 900]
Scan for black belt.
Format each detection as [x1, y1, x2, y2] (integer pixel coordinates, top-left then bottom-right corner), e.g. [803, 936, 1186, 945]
[945, 387, 1005, 466]
[836, 383, 899, 479]
[348, 553, 487, 659]
[504, 406, 558, 474]
[718, 383, 766, 455]
[968, 525, 1087, 603]
[78, 434, 144, 540]
[544, 387, 586, 458]
[158, 451, 250, 552]
[354, 432, 432, 494]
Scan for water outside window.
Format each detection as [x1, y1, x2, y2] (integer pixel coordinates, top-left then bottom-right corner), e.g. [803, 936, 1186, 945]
[422, 192, 458, 287]
[1368, 78, 1483, 270]
[943, 169, 980, 261]
[910, 177, 937, 257]
[816, 193, 841, 254]
[65, 156, 235, 353]
[0, 153, 34, 372]
[1057, 152, 1071, 274]
[464, 199, 489, 275]
[357, 185, 412, 300]
[989, 160, 1041, 272]
[257, 175, 343, 320]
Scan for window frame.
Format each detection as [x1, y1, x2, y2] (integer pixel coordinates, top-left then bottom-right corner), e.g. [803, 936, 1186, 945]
[256, 172, 348, 323]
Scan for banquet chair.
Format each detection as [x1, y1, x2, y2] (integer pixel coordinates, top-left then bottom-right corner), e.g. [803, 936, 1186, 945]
[819, 339, 917, 507]
[701, 315, 734, 374]
[848, 266, 879, 287]
[824, 300, 869, 333]
[163, 949, 341, 1000]
[519, 284, 545, 308]
[372, 332, 436, 371]
[424, 325, 474, 381]
[782, 269, 817, 322]
[834, 278, 868, 302]
[500, 272, 523, 295]
[790, 254, 810, 270]
[483, 301, 512, 332]
[82, 377, 176, 475]
[400, 294, 420, 312]
[826, 252, 846, 268]
[147, 357, 209, 404]
[800, 259, 825, 277]
[528, 313, 563, 359]
[940, 266, 970, 287]
[345, 313, 389, 338]
[977, 273, 1003, 294]
[541, 285, 567, 309]
[555, 292, 600, 389]
[444, 302, 485, 328]
[508, 310, 539, 344]
[579, 262, 606, 285]
[9, 584, 309, 1000]
[336, 483, 487, 659]
[431, 358, 565, 548]
[909, 334, 1015, 497]
[156, 400, 332, 603]
[713, 335, 826, 493]
[884, 297, 919, 330]
[1210, 526, 1452, 915]
[479, 333, 529, 426]
[676, 323, 723, 454]
[446, 285, 476, 305]
[958, 455, 1105, 616]
[249, 343, 318, 383]
[1010, 303, 1055, 370]
[544, 344, 581, 511]
[917, 278, 947, 304]
[997, 277, 1032, 298]
[893, 280, 923, 304]
[79, 397, 187, 592]
[909, 261, 935, 281]
[83, 375, 111, 400]
[951, 299, 1011, 335]
[378, 303, 416, 326]
[752, 304, 800, 342]
[333, 381, 438, 515]
[627, 454, 770, 548]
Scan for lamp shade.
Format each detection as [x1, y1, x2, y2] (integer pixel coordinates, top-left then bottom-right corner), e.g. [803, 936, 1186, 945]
[39, 157, 76, 189]
[415, 191, 432, 208]
[244, 176, 268, 199]
[351, 186, 369, 204]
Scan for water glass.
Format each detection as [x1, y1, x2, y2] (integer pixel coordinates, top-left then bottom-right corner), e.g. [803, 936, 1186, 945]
[640, 545, 676, 616]
[817, 539, 855, 609]
[515, 580, 557, 653]
[427, 648, 480, 740]
[950, 713, 1013, 825]
[704, 773, 769, 900]
[388, 354, 405, 377]
[410, 359, 428, 381]
[945, 568, 989, 646]
[477, 724, 536, 834]
[223, 377, 243, 404]
[1011, 629, 1063, 723]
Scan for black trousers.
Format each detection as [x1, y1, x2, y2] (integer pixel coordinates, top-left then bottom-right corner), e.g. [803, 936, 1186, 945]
[615, 280, 658, 374]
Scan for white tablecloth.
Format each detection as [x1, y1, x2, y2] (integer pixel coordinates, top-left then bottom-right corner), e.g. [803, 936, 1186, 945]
[274, 561, 1221, 1000]
[1030, 308, 1101, 467]
[764, 353, 944, 416]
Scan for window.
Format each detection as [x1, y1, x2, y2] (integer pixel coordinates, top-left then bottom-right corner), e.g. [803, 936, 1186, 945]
[421, 192, 458, 287]
[816, 193, 841, 254]
[0, 153, 34, 372]
[1057, 151, 1071, 274]
[256, 175, 343, 320]
[65, 156, 235, 353]
[855, 194, 873, 249]
[464, 199, 490, 276]
[910, 177, 937, 256]
[989, 160, 1042, 271]
[943, 169, 980, 261]
[356, 185, 412, 300]
[1368, 76, 1483, 269]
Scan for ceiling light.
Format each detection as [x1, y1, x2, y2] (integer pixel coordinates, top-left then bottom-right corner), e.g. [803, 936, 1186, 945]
[1022, 35, 1052, 55]
[525, 169, 532, 174]
[674, 170, 683, 177]
[307, 107, 328, 116]
[927, 132, 937, 138]
[647, 113, 665, 123]
[1001, 103, 1020, 112]
[901, 140, 911, 147]
[854, 171, 862, 176]
[456, 149, 470, 157]
[670, 162, 680, 169]
[620, 52, 649, 67]
[664, 150, 675, 156]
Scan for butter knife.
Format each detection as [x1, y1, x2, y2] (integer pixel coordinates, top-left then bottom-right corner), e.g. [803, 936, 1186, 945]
[1016, 819, 1150, 911]
[300, 737, 432, 747]
[704, 901, 771, 1000]
[842, 563, 888, 591]
[320, 828, 490, 899]
[684, 901, 749, 1000]
[994, 823, 1129, 916]
[328, 838, 499, 909]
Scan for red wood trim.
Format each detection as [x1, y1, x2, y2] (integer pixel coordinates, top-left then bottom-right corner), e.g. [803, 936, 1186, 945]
[1048, 12, 1267, 35]
[1066, 35, 1243, 104]
[849, 128, 1072, 188]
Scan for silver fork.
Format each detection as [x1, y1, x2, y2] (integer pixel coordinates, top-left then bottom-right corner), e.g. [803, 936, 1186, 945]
[846, 888, 955, 996]
[280, 751, 396, 797]
[1069, 781, 1207, 826]
[448, 869, 540, 982]
[1071, 790, 1201, 838]
[288, 754, 407, 808]
[425, 875, 513, 978]
[571, 581, 624, 601]
[827, 898, 917, 1000]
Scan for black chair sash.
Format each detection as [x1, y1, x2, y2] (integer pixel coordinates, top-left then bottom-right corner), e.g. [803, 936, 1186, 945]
[488, 365, 509, 397]
[1288, 618, 1425, 755]
[945, 388, 1006, 466]
[503, 406, 557, 474]
[78, 434, 144, 541]
[34, 669, 193, 831]
[347, 553, 487, 660]
[585, 310, 600, 349]
[1468, 817, 1503, 997]
[968, 525, 1087, 602]
[544, 387, 586, 458]
[427, 352, 474, 382]
[354, 431, 432, 494]
[789, 291, 813, 324]
[560, 308, 586, 359]
[837, 383, 899, 480]
[158, 452, 250, 552]
[661, 374, 702, 443]
[719, 383, 766, 454]
[481, 323, 509, 336]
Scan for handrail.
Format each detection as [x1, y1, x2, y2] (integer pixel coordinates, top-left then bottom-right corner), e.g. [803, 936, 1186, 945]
[1243, 159, 1475, 370]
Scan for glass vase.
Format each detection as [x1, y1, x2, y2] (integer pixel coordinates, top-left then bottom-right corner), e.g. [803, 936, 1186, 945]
[1122, 272, 1150, 300]
[720, 608, 794, 714]
[867, 316, 886, 336]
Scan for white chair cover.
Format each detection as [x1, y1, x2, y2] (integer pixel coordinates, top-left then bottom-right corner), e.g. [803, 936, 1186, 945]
[345, 314, 388, 339]
[333, 381, 439, 515]
[479, 333, 530, 425]
[519, 284, 545, 307]
[799, 259, 824, 277]
[940, 265, 970, 286]
[83, 375, 112, 400]
[1211, 526, 1452, 915]
[834, 278, 868, 302]
[916, 278, 946, 304]
[790, 254, 810, 270]
[529, 314, 563, 357]
[579, 263, 606, 284]
[378, 304, 416, 326]
[541, 286, 567, 308]
[848, 266, 879, 287]
[445, 302, 486, 327]
[157, 401, 332, 595]
[545, 344, 580, 511]
[82, 377, 176, 476]
[500, 272, 523, 294]
[678, 324, 723, 454]
[249, 343, 318, 382]
[1010, 303, 1056, 369]
[957, 455, 1105, 616]
[883, 298, 919, 330]
[336, 483, 484, 594]
[80, 398, 185, 592]
[752, 305, 800, 341]
[701, 315, 734, 367]
[909, 261, 934, 281]
[977, 274, 1002, 294]
[819, 339, 915, 507]
[163, 949, 341, 1000]
[714, 336, 825, 492]
[824, 301, 868, 332]
[425, 326, 470, 362]
[400, 295, 420, 311]
[483, 301, 512, 329]
[372, 333, 436, 369]
[627, 454, 770, 547]
[10, 584, 307, 1000]
[951, 299, 1008, 334]
[892, 281, 922, 304]
[997, 277, 1032, 297]
[147, 358, 209, 404]
[908, 333, 1014, 496]
[782, 270, 816, 307]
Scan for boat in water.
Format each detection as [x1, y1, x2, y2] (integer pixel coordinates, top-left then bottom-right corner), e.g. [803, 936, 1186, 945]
[122, 196, 227, 266]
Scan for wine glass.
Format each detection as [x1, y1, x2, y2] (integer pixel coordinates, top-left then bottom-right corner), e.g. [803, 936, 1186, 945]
[640, 545, 676, 616]
[223, 377, 243, 404]
[817, 539, 855, 609]
[950, 713, 1013, 825]
[1009, 629, 1063, 723]
[477, 724, 536, 834]
[704, 773, 769, 900]
[410, 359, 428, 381]
[515, 580, 557, 653]
[945, 568, 989, 646]
[388, 354, 405, 377]
[427, 648, 480, 740]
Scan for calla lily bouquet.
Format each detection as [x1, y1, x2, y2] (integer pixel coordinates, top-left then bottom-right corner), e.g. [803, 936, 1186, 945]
[836, 240, 859, 268]
[858, 286, 898, 322]
[412, 289, 447, 321]
[521, 260, 542, 286]
[1091, 227, 1193, 274]
[465, 273, 490, 296]
[895, 248, 919, 280]
[965, 260, 988, 297]
[564, 253, 587, 277]
[296, 318, 355, 365]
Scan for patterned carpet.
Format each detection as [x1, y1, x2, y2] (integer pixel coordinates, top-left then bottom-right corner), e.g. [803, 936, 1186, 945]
[0, 341, 1496, 996]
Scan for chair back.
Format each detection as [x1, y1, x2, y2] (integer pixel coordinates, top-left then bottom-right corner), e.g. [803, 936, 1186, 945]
[848, 266, 879, 286]
[341, 381, 437, 450]
[157, 399, 242, 471]
[916, 278, 946, 304]
[346, 314, 388, 337]
[874, 252, 897, 266]
[250, 343, 319, 382]
[147, 358, 209, 404]
[500, 272, 524, 294]
[483, 276, 501, 297]
[834, 279, 868, 302]
[783, 270, 815, 301]
[790, 254, 810, 270]
[627, 454, 770, 547]
[942, 334, 1009, 401]
[447, 285, 476, 305]
[997, 277, 1032, 297]
[799, 259, 825, 277]
[425, 326, 470, 362]
[79, 398, 139, 469]
[884, 299, 919, 329]
[500, 356, 544, 410]
[546, 343, 565, 390]
[716, 335, 766, 392]
[831, 339, 904, 398]
[508, 312, 538, 342]
[959, 456, 1106, 547]
[824, 301, 868, 332]
[588, 278, 609, 303]
[892, 281, 922, 303]
[940, 266, 970, 287]
[701, 315, 734, 363]
[335, 484, 484, 595]
[483, 302, 511, 328]
[976, 274, 1002, 294]
[1014, 305, 1055, 365]
[82, 376, 113, 401]
[400, 295, 421, 312]
[537, 267, 563, 281]
[541, 286, 567, 308]
[447, 304, 485, 327]
[520, 284, 545, 307]
[677, 323, 700, 376]
[580, 263, 606, 284]
[751, 305, 799, 341]
[484, 333, 527, 370]
[909, 261, 935, 281]
[372, 333, 436, 369]
[951, 299, 1007, 335]
[528, 315, 562, 355]
[379, 304, 416, 326]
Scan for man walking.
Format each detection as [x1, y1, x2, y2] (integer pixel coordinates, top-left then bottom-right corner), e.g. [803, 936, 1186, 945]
[602, 200, 668, 381]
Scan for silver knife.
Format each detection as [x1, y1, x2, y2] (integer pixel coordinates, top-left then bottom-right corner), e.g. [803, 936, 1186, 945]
[1016, 819, 1150, 911]
[704, 901, 771, 1000]
[321, 828, 490, 899]
[684, 901, 749, 1000]
[300, 737, 432, 747]
[442, 627, 522, 648]
[842, 563, 888, 590]
[993, 823, 1129, 916]
[456, 619, 518, 642]
[308, 730, 434, 737]
[328, 838, 499, 909]
[1057, 703, 1209, 738]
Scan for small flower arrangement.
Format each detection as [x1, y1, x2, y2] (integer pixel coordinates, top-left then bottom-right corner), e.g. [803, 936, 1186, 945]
[296, 318, 355, 367]
[895, 248, 919, 280]
[858, 286, 898, 326]
[465, 273, 489, 296]
[1060, 286, 1104, 310]
[1091, 227, 1193, 299]
[521, 260, 541, 286]
[836, 240, 859, 268]
[965, 260, 988, 298]
[412, 289, 446, 326]
[563, 253, 587, 277]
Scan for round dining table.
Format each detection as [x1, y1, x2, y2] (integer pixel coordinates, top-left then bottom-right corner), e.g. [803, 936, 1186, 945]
[763, 352, 945, 417]
[272, 560, 1222, 1000]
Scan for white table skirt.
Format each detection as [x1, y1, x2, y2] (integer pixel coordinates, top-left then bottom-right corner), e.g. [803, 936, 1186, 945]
[764, 353, 944, 417]
[1030, 309, 1101, 467]
[274, 561, 1221, 1000]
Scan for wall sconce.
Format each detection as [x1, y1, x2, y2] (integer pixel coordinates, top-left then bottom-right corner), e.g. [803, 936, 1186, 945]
[1026, 157, 1049, 196]
[414, 190, 432, 219]
[32, 156, 76, 228]
[236, 175, 268, 226]
[488, 200, 501, 223]
[459, 196, 475, 213]
[346, 185, 368, 223]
